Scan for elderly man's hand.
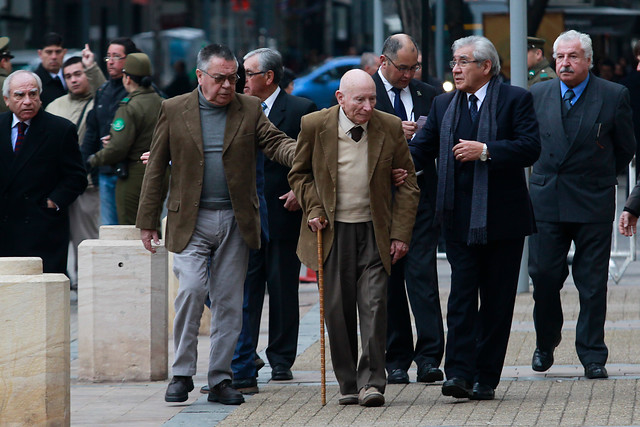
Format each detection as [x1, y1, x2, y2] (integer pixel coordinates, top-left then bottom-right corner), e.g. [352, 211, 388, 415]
[140, 151, 150, 164]
[279, 190, 301, 211]
[619, 211, 638, 237]
[308, 217, 327, 232]
[453, 139, 486, 162]
[141, 229, 160, 253]
[392, 168, 408, 187]
[390, 239, 409, 264]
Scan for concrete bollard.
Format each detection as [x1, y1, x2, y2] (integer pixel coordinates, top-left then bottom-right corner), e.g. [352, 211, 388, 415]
[162, 218, 211, 337]
[78, 225, 168, 381]
[0, 257, 70, 427]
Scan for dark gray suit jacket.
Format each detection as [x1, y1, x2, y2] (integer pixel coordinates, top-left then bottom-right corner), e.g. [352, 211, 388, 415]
[529, 74, 636, 223]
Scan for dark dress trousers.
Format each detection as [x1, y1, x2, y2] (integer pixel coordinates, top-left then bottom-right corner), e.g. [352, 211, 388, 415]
[35, 63, 67, 109]
[410, 83, 540, 388]
[528, 75, 636, 366]
[0, 110, 88, 273]
[233, 90, 316, 377]
[372, 72, 444, 372]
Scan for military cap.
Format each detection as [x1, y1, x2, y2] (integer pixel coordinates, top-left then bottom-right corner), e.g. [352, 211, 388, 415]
[123, 53, 152, 77]
[0, 37, 14, 59]
[527, 37, 546, 51]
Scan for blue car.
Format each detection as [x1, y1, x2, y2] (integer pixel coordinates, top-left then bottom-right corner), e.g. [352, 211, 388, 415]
[292, 56, 361, 109]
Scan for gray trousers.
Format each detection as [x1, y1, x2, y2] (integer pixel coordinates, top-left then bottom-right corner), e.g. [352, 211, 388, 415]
[172, 208, 250, 387]
[68, 187, 100, 284]
[324, 221, 388, 395]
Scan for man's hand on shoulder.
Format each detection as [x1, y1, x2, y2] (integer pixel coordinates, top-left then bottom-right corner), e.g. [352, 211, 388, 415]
[390, 239, 409, 264]
[141, 229, 160, 253]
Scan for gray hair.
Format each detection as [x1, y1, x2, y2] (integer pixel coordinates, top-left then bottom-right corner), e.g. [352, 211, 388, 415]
[360, 52, 378, 69]
[196, 43, 237, 73]
[382, 34, 419, 60]
[553, 30, 594, 70]
[3, 70, 42, 98]
[452, 36, 501, 76]
[243, 48, 284, 84]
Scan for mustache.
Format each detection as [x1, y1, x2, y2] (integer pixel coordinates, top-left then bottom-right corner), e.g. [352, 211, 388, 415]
[559, 67, 574, 73]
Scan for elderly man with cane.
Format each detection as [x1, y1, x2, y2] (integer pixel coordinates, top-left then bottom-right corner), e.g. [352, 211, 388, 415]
[288, 69, 419, 407]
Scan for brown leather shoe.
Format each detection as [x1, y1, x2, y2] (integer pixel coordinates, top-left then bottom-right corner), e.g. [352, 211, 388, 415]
[358, 385, 385, 407]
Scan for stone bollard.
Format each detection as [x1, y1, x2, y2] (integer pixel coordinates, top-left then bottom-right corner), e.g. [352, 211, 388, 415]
[78, 225, 168, 381]
[162, 217, 211, 337]
[0, 257, 70, 426]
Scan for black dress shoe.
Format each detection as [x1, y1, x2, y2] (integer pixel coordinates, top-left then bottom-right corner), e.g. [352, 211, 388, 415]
[417, 363, 444, 383]
[387, 368, 410, 384]
[255, 356, 265, 372]
[208, 379, 245, 405]
[532, 347, 554, 372]
[201, 377, 259, 395]
[165, 376, 194, 402]
[441, 377, 471, 399]
[470, 382, 495, 400]
[271, 365, 293, 381]
[584, 363, 608, 379]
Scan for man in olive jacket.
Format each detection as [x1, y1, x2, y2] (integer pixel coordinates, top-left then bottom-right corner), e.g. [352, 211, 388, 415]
[136, 44, 296, 406]
[288, 69, 419, 407]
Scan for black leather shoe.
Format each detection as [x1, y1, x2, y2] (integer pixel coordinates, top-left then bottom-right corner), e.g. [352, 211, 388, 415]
[470, 382, 495, 400]
[417, 363, 444, 383]
[584, 363, 608, 379]
[387, 368, 410, 384]
[441, 377, 471, 399]
[255, 356, 265, 372]
[271, 365, 293, 381]
[200, 385, 209, 394]
[532, 347, 554, 372]
[165, 376, 194, 402]
[208, 379, 245, 405]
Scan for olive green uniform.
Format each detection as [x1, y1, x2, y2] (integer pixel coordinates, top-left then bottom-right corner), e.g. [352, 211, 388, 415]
[89, 87, 163, 224]
[528, 58, 557, 88]
[0, 68, 9, 113]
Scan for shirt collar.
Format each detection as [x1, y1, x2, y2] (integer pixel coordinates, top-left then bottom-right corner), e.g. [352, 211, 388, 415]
[339, 107, 368, 134]
[12, 114, 33, 127]
[467, 80, 490, 106]
[377, 68, 409, 96]
[262, 86, 281, 115]
[560, 73, 590, 102]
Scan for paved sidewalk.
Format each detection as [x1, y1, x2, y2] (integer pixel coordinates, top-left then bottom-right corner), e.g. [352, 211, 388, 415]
[71, 259, 640, 426]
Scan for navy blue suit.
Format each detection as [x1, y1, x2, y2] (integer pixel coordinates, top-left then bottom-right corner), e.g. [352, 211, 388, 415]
[410, 82, 540, 388]
[372, 72, 445, 374]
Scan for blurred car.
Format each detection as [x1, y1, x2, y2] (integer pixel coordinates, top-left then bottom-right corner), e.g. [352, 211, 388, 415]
[292, 56, 360, 109]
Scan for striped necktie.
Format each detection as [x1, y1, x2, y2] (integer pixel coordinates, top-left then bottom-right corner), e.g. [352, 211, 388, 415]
[15, 122, 27, 153]
[469, 94, 479, 122]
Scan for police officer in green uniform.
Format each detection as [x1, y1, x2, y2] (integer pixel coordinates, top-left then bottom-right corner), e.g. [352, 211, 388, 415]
[87, 53, 163, 224]
[527, 36, 557, 88]
[0, 37, 14, 113]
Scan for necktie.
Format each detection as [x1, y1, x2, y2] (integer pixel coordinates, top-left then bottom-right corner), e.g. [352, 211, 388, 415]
[15, 122, 27, 153]
[391, 87, 408, 121]
[350, 126, 363, 142]
[469, 94, 479, 122]
[563, 89, 575, 111]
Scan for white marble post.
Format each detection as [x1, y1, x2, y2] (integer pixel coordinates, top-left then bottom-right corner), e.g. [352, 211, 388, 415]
[78, 225, 168, 381]
[0, 257, 70, 426]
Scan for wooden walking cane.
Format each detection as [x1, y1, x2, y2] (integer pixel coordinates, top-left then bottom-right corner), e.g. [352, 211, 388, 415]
[316, 217, 326, 406]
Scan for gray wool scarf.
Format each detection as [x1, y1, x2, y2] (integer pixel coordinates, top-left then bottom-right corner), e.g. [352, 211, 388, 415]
[435, 76, 500, 245]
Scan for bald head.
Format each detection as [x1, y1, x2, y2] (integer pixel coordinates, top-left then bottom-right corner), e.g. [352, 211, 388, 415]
[380, 33, 420, 89]
[336, 69, 376, 125]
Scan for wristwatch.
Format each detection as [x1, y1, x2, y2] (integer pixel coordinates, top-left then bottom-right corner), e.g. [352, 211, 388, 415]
[480, 143, 488, 162]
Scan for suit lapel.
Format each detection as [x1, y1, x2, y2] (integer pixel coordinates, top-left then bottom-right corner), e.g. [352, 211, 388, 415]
[373, 73, 394, 114]
[319, 107, 339, 187]
[367, 113, 384, 183]
[223, 96, 243, 155]
[560, 77, 601, 164]
[8, 111, 46, 181]
[268, 90, 286, 129]
[182, 89, 204, 156]
[409, 80, 425, 118]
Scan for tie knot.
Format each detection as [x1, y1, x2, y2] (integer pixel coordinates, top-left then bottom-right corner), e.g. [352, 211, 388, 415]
[350, 126, 364, 142]
[391, 87, 402, 95]
[469, 94, 478, 104]
[18, 122, 27, 133]
[563, 89, 575, 101]
[261, 102, 267, 111]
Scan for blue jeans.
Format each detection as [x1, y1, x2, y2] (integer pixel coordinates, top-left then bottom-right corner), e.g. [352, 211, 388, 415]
[99, 173, 119, 225]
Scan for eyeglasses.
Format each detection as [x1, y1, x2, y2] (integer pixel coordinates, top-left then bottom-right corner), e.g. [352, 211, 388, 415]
[449, 59, 480, 69]
[104, 55, 126, 62]
[199, 69, 239, 85]
[245, 70, 267, 79]
[386, 56, 421, 74]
